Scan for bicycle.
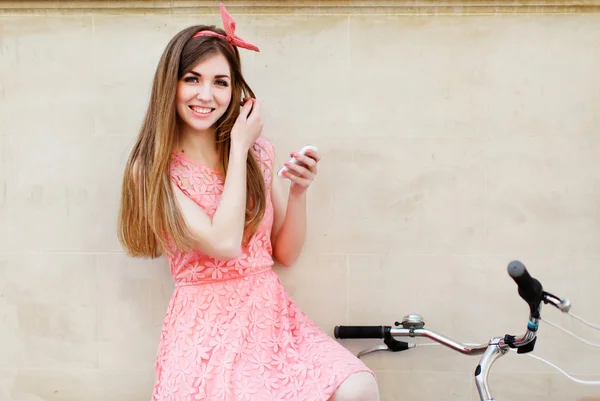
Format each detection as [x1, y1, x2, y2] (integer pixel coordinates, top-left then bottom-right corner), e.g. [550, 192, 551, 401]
[333, 260, 574, 401]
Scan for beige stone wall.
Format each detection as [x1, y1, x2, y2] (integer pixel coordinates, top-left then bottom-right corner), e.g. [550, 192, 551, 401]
[1, 1, 600, 400]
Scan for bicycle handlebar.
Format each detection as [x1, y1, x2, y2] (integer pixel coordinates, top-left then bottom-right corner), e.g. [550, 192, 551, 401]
[334, 324, 490, 353]
[334, 260, 570, 353]
[333, 260, 572, 401]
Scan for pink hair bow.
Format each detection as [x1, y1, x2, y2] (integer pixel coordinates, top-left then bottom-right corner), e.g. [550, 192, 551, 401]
[192, 3, 260, 52]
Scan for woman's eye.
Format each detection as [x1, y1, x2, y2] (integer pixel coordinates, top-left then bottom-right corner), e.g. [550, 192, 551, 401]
[184, 76, 198, 83]
[215, 80, 229, 87]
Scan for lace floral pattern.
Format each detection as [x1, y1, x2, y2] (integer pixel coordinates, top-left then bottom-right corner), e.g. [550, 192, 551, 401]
[153, 137, 374, 400]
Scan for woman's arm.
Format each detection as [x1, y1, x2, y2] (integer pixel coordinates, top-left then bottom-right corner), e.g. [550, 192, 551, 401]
[171, 144, 249, 260]
[172, 100, 263, 260]
[271, 147, 321, 266]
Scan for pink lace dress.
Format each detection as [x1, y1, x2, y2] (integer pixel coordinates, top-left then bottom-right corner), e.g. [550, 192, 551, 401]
[152, 137, 374, 401]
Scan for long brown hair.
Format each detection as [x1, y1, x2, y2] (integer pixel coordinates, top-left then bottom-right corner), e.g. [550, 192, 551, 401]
[118, 25, 266, 258]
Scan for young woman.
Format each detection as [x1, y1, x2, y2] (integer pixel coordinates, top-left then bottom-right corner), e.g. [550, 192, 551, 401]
[118, 4, 379, 400]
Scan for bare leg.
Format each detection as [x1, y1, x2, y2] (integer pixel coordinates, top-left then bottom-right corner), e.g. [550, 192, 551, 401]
[329, 372, 380, 401]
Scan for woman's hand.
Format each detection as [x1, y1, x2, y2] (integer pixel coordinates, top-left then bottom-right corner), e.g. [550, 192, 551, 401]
[231, 98, 263, 152]
[281, 148, 321, 196]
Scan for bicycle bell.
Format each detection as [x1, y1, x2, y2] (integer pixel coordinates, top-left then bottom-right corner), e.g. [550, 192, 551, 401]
[397, 314, 425, 329]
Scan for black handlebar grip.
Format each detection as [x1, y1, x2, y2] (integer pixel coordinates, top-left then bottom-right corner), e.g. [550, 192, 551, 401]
[334, 326, 388, 339]
[507, 260, 544, 317]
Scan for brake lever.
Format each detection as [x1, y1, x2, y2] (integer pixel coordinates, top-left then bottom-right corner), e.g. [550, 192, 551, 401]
[543, 291, 571, 313]
[357, 344, 391, 358]
[356, 333, 416, 358]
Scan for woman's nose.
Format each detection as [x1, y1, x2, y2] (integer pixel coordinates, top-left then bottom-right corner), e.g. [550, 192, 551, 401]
[197, 85, 212, 101]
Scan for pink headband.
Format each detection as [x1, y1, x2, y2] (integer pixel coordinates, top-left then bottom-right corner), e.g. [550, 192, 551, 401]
[192, 3, 260, 52]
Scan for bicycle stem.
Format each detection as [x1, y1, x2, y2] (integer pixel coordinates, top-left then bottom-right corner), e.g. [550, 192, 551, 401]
[475, 343, 505, 401]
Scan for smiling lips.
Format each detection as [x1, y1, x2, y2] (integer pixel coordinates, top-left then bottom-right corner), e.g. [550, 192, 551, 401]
[190, 105, 215, 118]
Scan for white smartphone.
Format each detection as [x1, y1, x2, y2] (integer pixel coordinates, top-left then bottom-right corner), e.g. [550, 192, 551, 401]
[277, 145, 319, 178]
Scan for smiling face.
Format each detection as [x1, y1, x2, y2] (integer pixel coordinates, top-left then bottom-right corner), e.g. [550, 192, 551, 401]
[176, 52, 233, 134]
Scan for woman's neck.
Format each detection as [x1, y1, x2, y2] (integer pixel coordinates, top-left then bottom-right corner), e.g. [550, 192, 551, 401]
[177, 126, 220, 169]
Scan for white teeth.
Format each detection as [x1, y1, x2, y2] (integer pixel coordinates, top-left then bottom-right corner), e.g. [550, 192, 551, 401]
[192, 106, 212, 114]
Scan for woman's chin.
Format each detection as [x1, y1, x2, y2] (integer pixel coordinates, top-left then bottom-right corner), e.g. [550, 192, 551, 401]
[181, 119, 217, 133]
